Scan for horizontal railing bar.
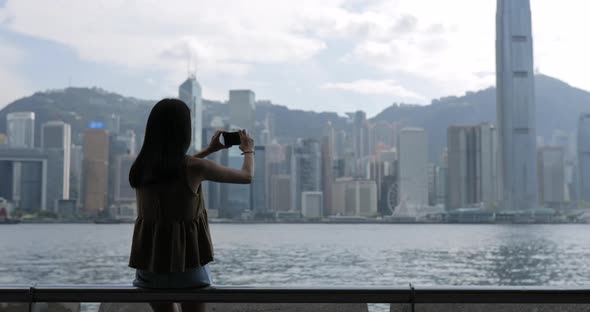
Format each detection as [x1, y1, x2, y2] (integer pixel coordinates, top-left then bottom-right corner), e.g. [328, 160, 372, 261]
[2, 285, 590, 304]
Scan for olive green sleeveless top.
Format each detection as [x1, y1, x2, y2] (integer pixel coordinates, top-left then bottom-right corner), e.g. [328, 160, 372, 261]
[128, 168, 214, 273]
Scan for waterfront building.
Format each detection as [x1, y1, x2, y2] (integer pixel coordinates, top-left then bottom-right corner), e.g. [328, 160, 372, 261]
[292, 139, 321, 211]
[221, 147, 251, 218]
[82, 128, 109, 216]
[496, 0, 538, 210]
[331, 178, 377, 217]
[321, 122, 334, 216]
[397, 128, 428, 209]
[577, 113, 590, 202]
[537, 147, 565, 208]
[270, 174, 292, 212]
[7, 112, 35, 148]
[41, 121, 72, 211]
[301, 191, 323, 219]
[251, 145, 268, 214]
[0, 148, 48, 212]
[114, 154, 136, 204]
[179, 75, 203, 153]
[446, 124, 498, 209]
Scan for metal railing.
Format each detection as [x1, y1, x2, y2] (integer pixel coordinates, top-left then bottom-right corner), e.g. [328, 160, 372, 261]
[2, 285, 590, 304]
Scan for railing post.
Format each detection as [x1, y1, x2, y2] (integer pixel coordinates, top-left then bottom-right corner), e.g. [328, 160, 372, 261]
[409, 283, 415, 312]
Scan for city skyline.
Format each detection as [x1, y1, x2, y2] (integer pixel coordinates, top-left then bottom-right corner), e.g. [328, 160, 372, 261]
[1, 1, 590, 117]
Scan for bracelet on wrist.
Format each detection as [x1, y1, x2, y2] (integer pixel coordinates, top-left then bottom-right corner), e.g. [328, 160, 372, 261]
[241, 151, 255, 155]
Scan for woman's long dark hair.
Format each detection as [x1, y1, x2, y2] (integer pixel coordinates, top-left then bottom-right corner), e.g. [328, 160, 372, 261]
[129, 98, 192, 188]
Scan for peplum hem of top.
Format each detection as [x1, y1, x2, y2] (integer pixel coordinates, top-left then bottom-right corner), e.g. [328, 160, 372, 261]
[128, 210, 214, 273]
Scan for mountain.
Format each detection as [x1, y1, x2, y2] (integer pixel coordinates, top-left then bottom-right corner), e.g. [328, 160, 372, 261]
[0, 87, 348, 146]
[1, 75, 589, 161]
[372, 75, 590, 159]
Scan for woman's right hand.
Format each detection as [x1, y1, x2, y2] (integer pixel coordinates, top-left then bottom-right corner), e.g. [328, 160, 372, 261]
[239, 129, 254, 153]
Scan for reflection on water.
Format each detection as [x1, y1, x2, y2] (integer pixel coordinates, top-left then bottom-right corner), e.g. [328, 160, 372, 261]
[1, 224, 590, 286]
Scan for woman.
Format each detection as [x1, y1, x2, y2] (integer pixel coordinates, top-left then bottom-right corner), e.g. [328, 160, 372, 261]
[128, 98, 254, 312]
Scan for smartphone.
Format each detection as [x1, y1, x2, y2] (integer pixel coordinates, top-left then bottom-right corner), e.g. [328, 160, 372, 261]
[219, 131, 241, 147]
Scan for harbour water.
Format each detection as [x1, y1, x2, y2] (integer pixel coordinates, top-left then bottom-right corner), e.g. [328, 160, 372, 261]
[2, 223, 590, 286]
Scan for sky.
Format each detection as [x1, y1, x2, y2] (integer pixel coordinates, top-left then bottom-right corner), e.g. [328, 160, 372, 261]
[0, 0, 589, 117]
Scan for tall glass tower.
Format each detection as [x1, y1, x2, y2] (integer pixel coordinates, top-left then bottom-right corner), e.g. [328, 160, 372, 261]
[496, 0, 538, 210]
[179, 75, 203, 152]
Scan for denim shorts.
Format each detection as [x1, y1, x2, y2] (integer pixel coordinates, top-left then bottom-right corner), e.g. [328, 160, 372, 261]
[133, 265, 212, 289]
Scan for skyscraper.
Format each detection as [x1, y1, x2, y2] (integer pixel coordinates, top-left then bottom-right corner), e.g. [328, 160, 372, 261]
[251, 145, 268, 214]
[0, 148, 48, 212]
[229, 90, 256, 133]
[41, 121, 72, 211]
[577, 114, 590, 201]
[397, 128, 428, 209]
[496, 0, 538, 210]
[179, 75, 203, 153]
[446, 124, 498, 209]
[292, 139, 321, 211]
[114, 154, 136, 204]
[270, 174, 292, 212]
[82, 128, 110, 215]
[321, 122, 334, 216]
[7, 112, 35, 148]
[537, 147, 565, 208]
[221, 148, 251, 218]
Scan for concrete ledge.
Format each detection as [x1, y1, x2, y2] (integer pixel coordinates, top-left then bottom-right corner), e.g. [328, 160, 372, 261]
[390, 304, 590, 312]
[99, 303, 368, 312]
[0, 303, 80, 312]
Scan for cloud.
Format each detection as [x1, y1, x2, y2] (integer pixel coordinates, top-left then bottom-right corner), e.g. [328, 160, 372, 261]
[1, 0, 590, 113]
[0, 41, 30, 109]
[322, 79, 425, 100]
[0, 0, 329, 73]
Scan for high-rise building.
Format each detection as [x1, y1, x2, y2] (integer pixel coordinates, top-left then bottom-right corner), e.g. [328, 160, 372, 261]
[105, 114, 121, 134]
[446, 124, 498, 209]
[251, 145, 268, 214]
[292, 139, 321, 211]
[397, 128, 428, 209]
[367, 160, 389, 207]
[437, 149, 449, 208]
[333, 130, 347, 159]
[7, 112, 35, 148]
[331, 177, 350, 216]
[221, 148, 251, 218]
[229, 90, 256, 133]
[108, 130, 136, 207]
[427, 163, 438, 206]
[41, 121, 72, 211]
[496, 0, 538, 210]
[578, 114, 590, 202]
[0, 148, 48, 212]
[301, 191, 323, 219]
[114, 155, 136, 203]
[331, 179, 378, 217]
[179, 75, 203, 152]
[321, 122, 334, 216]
[201, 126, 227, 213]
[537, 147, 565, 208]
[82, 128, 110, 215]
[270, 174, 292, 212]
[70, 144, 83, 205]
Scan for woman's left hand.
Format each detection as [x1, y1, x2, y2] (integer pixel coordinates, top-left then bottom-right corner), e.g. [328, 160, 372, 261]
[207, 130, 225, 153]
